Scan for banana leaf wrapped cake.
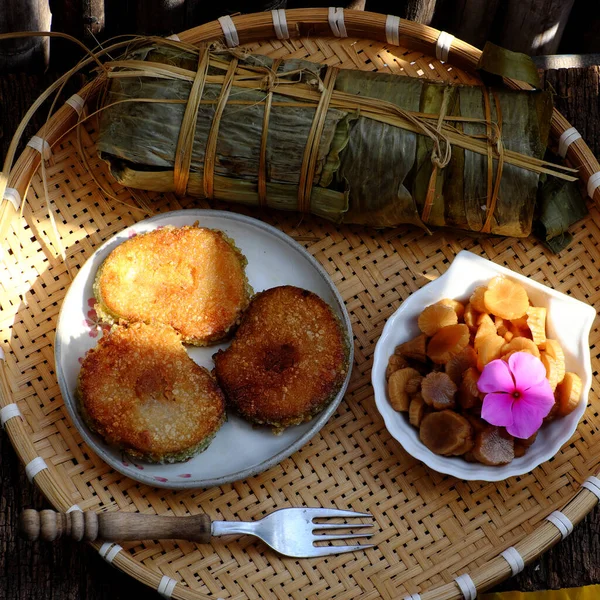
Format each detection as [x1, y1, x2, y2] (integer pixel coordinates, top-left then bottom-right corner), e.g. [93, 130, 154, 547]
[97, 43, 577, 239]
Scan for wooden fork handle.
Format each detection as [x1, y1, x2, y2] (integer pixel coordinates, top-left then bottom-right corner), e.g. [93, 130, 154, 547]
[19, 509, 212, 543]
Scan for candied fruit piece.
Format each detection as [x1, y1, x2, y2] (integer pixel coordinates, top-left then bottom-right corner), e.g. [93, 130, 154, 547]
[508, 315, 533, 340]
[484, 276, 529, 320]
[421, 371, 457, 410]
[472, 426, 515, 465]
[405, 375, 423, 395]
[526, 306, 547, 347]
[418, 304, 458, 336]
[409, 396, 427, 427]
[504, 331, 514, 343]
[500, 337, 540, 360]
[470, 285, 488, 313]
[458, 367, 481, 410]
[540, 352, 559, 391]
[463, 302, 480, 333]
[476, 334, 506, 371]
[436, 298, 465, 321]
[395, 334, 428, 362]
[388, 367, 421, 412]
[419, 410, 473, 456]
[513, 432, 536, 458]
[427, 324, 470, 364]
[445, 346, 478, 385]
[495, 317, 508, 337]
[543, 339, 566, 384]
[556, 372, 582, 416]
[474, 314, 497, 351]
[386, 354, 409, 380]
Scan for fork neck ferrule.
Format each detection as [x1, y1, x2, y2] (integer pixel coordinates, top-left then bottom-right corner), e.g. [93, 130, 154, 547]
[211, 520, 256, 538]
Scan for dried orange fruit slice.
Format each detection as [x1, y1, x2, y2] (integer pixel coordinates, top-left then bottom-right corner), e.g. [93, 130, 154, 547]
[476, 334, 506, 370]
[421, 372, 458, 410]
[472, 426, 515, 465]
[436, 298, 465, 321]
[540, 352, 559, 391]
[419, 410, 473, 456]
[427, 324, 470, 364]
[409, 396, 427, 427]
[484, 276, 529, 320]
[470, 286, 488, 314]
[463, 302, 480, 333]
[474, 314, 497, 351]
[418, 304, 458, 336]
[388, 367, 421, 412]
[386, 354, 409, 380]
[500, 336, 540, 359]
[445, 346, 478, 385]
[395, 334, 428, 362]
[556, 372, 582, 416]
[543, 339, 566, 384]
[526, 306, 547, 346]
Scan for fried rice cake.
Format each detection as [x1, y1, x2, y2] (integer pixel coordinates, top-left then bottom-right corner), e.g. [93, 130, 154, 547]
[213, 285, 350, 432]
[94, 225, 252, 345]
[78, 321, 225, 463]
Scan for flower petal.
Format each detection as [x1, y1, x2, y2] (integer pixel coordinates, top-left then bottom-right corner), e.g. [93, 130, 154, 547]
[481, 392, 515, 427]
[508, 352, 547, 391]
[478, 359, 515, 394]
[507, 385, 555, 439]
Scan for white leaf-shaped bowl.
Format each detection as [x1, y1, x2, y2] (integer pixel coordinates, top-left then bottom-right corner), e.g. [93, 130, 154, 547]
[372, 250, 596, 481]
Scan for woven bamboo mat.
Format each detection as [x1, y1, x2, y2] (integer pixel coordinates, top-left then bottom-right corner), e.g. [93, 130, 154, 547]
[2, 31, 600, 600]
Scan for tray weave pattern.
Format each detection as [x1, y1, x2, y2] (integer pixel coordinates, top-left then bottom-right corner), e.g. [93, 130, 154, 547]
[1, 13, 600, 600]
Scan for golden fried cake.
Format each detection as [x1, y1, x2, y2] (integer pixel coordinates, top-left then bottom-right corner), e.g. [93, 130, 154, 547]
[213, 286, 350, 432]
[94, 225, 252, 345]
[77, 321, 225, 463]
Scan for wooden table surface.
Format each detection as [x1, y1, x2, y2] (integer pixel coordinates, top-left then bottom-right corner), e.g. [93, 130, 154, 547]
[1, 65, 599, 599]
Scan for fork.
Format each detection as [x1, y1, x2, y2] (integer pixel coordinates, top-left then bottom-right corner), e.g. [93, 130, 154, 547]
[20, 508, 374, 558]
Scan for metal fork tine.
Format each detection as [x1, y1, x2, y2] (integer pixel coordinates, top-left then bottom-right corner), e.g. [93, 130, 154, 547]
[307, 509, 372, 519]
[316, 533, 373, 541]
[312, 522, 373, 531]
[308, 544, 375, 557]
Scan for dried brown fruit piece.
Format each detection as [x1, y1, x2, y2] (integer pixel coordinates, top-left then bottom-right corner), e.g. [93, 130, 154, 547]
[427, 324, 470, 364]
[458, 367, 482, 410]
[419, 410, 473, 456]
[405, 375, 423, 395]
[418, 304, 458, 336]
[484, 276, 529, 320]
[445, 346, 478, 385]
[421, 372, 458, 410]
[556, 372, 582, 416]
[472, 426, 515, 465]
[463, 303, 480, 333]
[474, 314, 497, 352]
[470, 285, 488, 313]
[395, 334, 428, 362]
[388, 367, 421, 412]
[409, 396, 427, 427]
[476, 334, 506, 371]
[500, 336, 540, 360]
[386, 354, 409, 380]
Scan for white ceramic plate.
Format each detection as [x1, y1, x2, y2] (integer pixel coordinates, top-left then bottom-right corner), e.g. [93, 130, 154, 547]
[372, 250, 595, 481]
[55, 210, 353, 489]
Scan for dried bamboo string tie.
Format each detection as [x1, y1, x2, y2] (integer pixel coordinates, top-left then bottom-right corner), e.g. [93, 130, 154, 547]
[2, 188, 21, 211]
[436, 31, 454, 62]
[27, 135, 52, 160]
[582, 476, 600, 501]
[500, 546, 525, 576]
[558, 126, 581, 158]
[218, 15, 240, 48]
[25, 457, 48, 482]
[454, 574, 477, 600]
[157, 576, 177, 598]
[272, 10, 289, 40]
[99, 542, 122, 564]
[173, 49, 210, 196]
[328, 7, 347, 38]
[385, 15, 400, 46]
[546, 510, 573, 539]
[1, 403, 22, 427]
[587, 171, 600, 199]
[66, 93, 85, 115]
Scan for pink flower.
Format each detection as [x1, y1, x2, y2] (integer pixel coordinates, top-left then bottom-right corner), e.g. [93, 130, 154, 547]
[478, 352, 555, 439]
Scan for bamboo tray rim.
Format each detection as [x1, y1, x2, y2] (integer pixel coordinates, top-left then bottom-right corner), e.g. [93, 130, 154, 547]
[1, 9, 600, 600]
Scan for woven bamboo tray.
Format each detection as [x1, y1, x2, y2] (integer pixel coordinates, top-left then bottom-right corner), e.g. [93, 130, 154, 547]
[1, 8, 600, 600]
